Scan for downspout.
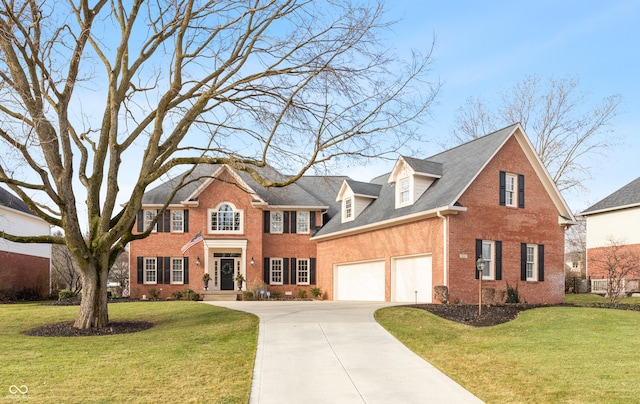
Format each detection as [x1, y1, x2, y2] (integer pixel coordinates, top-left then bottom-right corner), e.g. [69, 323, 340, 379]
[436, 211, 448, 287]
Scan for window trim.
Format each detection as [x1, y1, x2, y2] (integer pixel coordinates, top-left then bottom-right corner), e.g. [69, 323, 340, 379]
[398, 176, 412, 206]
[208, 202, 243, 234]
[171, 258, 184, 284]
[297, 258, 310, 285]
[270, 258, 284, 285]
[505, 173, 517, 207]
[144, 257, 157, 284]
[297, 211, 310, 234]
[481, 240, 495, 280]
[144, 210, 157, 233]
[526, 244, 538, 281]
[270, 211, 284, 234]
[343, 197, 353, 222]
[171, 210, 184, 233]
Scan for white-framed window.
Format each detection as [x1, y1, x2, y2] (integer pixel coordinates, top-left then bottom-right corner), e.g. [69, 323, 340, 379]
[297, 212, 309, 234]
[270, 258, 283, 285]
[271, 211, 283, 233]
[297, 259, 310, 285]
[171, 258, 184, 284]
[481, 240, 495, 280]
[144, 257, 157, 284]
[526, 244, 538, 281]
[144, 210, 157, 232]
[171, 210, 184, 232]
[344, 197, 353, 221]
[209, 203, 242, 234]
[505, 173, 517, 207]
[399, 176, 411, 205]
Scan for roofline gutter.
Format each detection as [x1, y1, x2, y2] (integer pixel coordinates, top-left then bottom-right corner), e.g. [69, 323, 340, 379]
[436, 210, 448, 288]
[311, 205, 466, 242]
[580, 203, 640, 217]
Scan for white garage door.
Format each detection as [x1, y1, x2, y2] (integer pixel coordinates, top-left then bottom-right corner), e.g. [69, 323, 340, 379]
[335, 261, 385, 301]
[393, 255, 432, 303]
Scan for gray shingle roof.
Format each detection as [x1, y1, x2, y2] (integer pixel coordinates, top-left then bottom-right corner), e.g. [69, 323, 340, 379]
[0, 186, 33, 215]
[296, 176, 349, 219]
[581, 176, 640, 215]
[313, 124, 518, 237]
[401, 156, 443, 177]
[142, 164, 338, 208]
[345, 180, 382, 198]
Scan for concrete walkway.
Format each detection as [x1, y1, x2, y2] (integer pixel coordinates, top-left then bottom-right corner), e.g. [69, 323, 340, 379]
[206, 301, 483, 404]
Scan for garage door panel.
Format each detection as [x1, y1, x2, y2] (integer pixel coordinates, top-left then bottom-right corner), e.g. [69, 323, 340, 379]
[393, 256, 432, 303]
[335, 261, 385, 301]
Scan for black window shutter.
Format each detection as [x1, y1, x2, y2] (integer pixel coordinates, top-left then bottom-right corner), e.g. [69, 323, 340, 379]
[157, 257, 163, 283]
[263, 211, 270, 233]
[164, 257, 171, 284]
[163, 210, 171, 233]
[290, 211, 297, 234]
[137, 210, 144, 232]
[518, 174, 525, 208]
[538, 244, 544, 281]
[283, 212, 290, 234]
[310, 258, 316, 285]
[137, 256, 143, 284]
[156, 212, 163, 232]
[283, 258, 290, 284]
[499, 171, 506, 206]
[310, 211, 316, 232]
[290, 258, 297, 284]
[183, 210, 189, 233]
[475, 239, 482, 279]
[183, 257, 189, 284]
[263, 258, 270, 284]
[520, 243, 527, 281]
[495, 241, 502, 280]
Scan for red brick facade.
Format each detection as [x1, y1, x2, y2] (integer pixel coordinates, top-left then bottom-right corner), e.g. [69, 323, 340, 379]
[586, 243, 640, 279]
[0, 251, 50, 297]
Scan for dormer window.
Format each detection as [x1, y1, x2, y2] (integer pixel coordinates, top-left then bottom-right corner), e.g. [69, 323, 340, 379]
[399, 176, 411, 206]
[344, 197, 353, 221]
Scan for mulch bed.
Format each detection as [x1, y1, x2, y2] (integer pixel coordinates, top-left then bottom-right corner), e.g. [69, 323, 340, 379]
[23, 321, 154, 337]
[410, 304, 546, 327]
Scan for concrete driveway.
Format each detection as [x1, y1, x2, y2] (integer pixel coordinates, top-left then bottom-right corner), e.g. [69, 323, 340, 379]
[206, 301, 483, 404]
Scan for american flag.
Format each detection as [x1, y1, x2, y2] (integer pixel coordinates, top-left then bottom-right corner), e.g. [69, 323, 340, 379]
[180, 231, 203, 254]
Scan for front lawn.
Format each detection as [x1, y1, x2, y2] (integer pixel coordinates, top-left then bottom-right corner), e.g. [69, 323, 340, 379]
[0, 302, 258, 403]
[376, 304, 640, 403]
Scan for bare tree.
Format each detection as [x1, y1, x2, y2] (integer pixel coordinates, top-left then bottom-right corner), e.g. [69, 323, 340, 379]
[51, 243, 82, 296]
[109, 248, 129, 287]
[450, 75, 621, 193]
[590, 238, 640, 304]
[0, 1, 438, 328]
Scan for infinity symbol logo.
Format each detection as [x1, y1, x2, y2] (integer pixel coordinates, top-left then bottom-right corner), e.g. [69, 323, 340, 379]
[9, 385, 28, 395]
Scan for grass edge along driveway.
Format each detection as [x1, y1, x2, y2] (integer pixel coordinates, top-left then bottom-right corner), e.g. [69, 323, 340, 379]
[0, 301, 258, 404]
[376, 302, 640, 403]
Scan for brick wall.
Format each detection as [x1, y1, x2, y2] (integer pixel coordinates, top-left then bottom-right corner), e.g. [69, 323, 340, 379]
[586, 243, 640, 279]
[0, 251, 50, 297]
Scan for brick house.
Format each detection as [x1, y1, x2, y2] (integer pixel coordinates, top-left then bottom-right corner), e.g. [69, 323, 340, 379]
[581, 177, 640, 294]
[130, 123, 574, 304]
[0, 186, 51, 297]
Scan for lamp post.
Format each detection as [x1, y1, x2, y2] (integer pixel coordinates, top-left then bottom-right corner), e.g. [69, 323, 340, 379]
[476, 257, 486, 316]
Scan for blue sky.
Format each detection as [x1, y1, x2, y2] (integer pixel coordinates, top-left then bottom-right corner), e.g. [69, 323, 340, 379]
[349, 0, 640, 213]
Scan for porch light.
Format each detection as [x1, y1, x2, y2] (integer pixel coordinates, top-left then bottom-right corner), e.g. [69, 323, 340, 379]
[476, 257, 486, 315]
[196, 256, 201, 266]
[250, 257, 255, 266]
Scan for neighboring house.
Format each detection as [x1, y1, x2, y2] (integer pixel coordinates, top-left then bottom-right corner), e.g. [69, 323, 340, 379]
[0, 187, 51, 297]
[581, 177, 640, 294]
[130, 123, 574, 304]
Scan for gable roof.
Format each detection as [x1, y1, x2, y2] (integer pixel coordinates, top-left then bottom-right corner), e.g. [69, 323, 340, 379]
[337, 180, 383, 200]
[581, 176, 640, 215]
[0, 186, 33, 216]
[141, 164, 340, 209]
[389, 156, 443, 183]
[313, 123, 575, 239]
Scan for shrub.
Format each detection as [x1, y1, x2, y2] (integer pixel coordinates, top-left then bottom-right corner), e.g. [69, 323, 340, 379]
[242, 291, 254, 301]
[310, 287, 322, 299]
[58, 290, 75, 300]
[182, 289, 200, 301]
[147, 287, 160, 300]
[171, 291, 184, 300]
[505, 282, 520, 303]
[434, 285, 449, 304]
[296, 289, 308, 299]
[270, 291, 282, 299]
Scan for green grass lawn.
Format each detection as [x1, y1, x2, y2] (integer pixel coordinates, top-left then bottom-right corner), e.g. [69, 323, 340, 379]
[0, 302, 258, 404]
[376, 301, 640, 403]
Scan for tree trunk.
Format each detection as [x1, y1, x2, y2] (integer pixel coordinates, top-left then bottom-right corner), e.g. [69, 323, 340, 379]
[73, 263, 109, 329]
